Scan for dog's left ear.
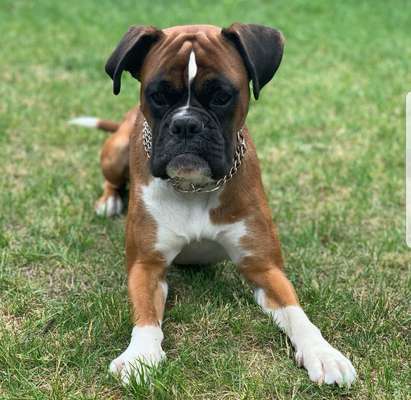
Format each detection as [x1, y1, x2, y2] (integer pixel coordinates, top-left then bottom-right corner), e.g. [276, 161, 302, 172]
[105, 25, 164, 95]
[222, 23, 284, 100]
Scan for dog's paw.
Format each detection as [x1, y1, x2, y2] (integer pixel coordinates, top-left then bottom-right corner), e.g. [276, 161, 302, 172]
[109, 348, 165, 385]
[295, 339, 356, 386]
[95, 194, 123, 217]
[109, 326, 166, 385]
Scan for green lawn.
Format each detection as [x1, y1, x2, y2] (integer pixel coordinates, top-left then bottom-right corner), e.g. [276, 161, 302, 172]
[0, 0, 410, 399]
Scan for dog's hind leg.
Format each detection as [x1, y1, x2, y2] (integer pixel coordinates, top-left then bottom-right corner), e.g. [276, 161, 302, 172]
[95, 108, 137, 217]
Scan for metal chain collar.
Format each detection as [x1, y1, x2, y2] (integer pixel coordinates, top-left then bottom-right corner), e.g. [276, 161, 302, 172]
[141, 118, 247, 193]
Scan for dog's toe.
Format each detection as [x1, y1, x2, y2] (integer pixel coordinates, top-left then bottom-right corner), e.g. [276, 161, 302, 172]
[95, 195, 123, 217]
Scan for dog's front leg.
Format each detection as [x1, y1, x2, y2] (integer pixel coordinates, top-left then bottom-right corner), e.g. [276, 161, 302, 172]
[239, 261, 356, 386]
[109, 260, 168, 384]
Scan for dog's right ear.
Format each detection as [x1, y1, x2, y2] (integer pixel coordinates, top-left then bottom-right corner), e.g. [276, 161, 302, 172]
[105, 25, 164, 95]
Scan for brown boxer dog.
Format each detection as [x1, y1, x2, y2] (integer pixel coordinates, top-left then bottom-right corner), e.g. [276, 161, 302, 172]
[70, 24, 356, 386]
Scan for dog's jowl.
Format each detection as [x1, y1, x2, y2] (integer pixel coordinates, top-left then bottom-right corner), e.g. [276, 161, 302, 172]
[71, 24, 356, 386]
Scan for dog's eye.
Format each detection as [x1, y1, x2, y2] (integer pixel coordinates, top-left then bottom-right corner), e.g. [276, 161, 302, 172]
[211, 90, 232, 106]
[150, 92, 168, 107]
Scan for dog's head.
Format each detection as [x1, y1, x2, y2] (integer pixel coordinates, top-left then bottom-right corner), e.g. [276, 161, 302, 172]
[105, 24, 284, 184]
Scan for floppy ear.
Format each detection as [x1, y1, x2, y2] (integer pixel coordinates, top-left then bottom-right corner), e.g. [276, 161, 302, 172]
[222, 23, 284, 99]
[105, 25, 164, 95]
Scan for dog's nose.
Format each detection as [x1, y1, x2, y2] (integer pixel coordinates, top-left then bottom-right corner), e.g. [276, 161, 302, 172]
[170, 115, 203, 137]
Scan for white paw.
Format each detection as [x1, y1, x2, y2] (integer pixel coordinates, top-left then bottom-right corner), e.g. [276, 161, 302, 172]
[295, 338, 356, 386]
[109, 326, 166, 385]
[95, 195, 123, 217]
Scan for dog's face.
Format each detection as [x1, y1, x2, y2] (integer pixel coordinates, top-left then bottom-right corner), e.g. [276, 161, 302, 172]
[142, 44, 245, 183]
[106, 24, 284, 184]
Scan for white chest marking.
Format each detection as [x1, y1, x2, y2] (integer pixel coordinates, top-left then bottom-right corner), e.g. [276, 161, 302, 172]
[141, 178, 249, 265]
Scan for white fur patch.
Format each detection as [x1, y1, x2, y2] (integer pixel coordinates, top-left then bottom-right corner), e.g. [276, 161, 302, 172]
[173, 106, 190, 119]
[159, 280, 168, 301]
[68, 116, 99, 128]
[109, 325, 166, 385]
[185, 50, 197, 107]
[255, 289, 356, 386]
[95, 195, 123, 217]
[169, 50, 197, 119]
[141, 178, 249, 265]
[188, 50, 197, 83]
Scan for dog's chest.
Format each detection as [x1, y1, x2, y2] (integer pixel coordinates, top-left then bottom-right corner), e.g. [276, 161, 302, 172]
[141, 179, 248, 265]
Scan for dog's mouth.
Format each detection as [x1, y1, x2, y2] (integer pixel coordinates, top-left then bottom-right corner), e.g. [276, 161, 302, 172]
[165, 153, 214, 185]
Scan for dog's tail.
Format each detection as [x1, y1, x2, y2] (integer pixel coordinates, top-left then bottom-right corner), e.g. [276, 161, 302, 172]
[68, 116, 120, 133]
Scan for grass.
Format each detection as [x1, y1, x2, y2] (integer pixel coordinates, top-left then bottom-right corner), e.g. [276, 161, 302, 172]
[0, 0, 410, 398]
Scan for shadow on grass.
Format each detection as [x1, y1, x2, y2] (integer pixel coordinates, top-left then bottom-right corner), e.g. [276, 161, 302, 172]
[166, 261, 253, 309]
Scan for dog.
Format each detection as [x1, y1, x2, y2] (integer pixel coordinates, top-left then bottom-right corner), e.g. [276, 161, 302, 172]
[70, 23, 356, 386]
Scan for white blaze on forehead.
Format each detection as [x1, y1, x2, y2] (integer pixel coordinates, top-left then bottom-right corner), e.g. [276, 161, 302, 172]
[188, 50, 197, 83]
[185, 50, 197, 107]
